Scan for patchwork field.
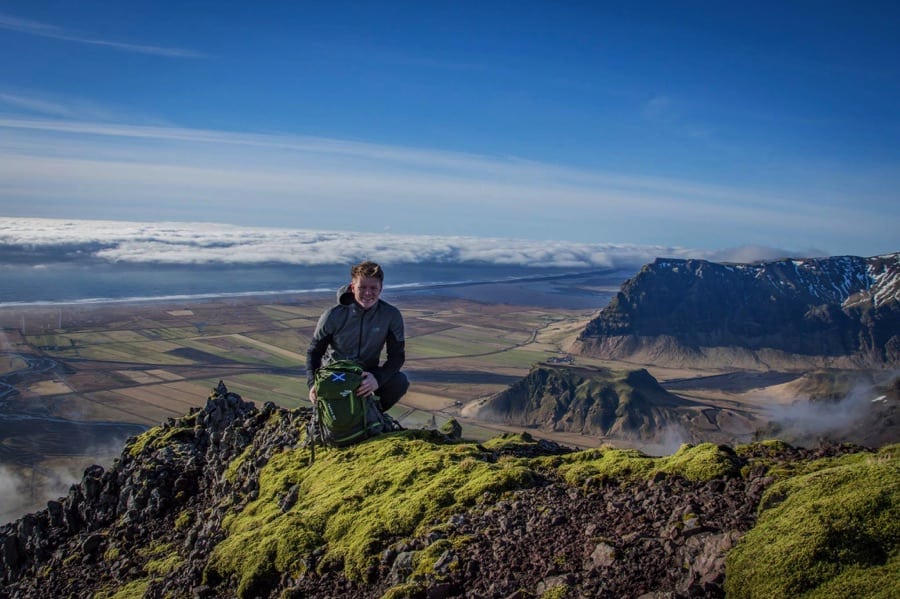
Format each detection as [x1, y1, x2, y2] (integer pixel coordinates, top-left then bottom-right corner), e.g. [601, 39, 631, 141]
[9, 273, 893, 527]
[4, 282, 896, 528]
[1, 290, 609, 522]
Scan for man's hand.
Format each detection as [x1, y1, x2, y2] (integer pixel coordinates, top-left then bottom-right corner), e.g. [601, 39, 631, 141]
[308, 387, 317, 404]
[356, 371, 379, 396]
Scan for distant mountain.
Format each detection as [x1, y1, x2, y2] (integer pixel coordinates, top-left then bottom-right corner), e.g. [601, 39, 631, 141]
[575, 253, 900, 368]
[470, 364, 744, 444]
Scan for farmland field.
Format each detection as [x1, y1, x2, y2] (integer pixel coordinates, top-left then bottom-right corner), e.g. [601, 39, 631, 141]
[1, 289, 606, 522]
[1, 292, 596, 427]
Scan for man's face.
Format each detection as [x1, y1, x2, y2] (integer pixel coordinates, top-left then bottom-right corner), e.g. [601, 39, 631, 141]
[351, 276, 382, 310]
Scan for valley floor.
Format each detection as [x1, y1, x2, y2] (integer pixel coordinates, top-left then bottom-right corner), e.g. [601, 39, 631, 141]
[1, 275, 896, 523]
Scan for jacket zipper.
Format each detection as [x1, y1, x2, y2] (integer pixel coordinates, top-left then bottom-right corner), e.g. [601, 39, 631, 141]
[358, 309, 364, 357]
[358, 305, 369, 360]
[355, 301, 378, 364]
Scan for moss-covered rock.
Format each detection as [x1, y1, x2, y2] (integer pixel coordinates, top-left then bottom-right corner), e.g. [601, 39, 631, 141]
[3, 379, 893, 599]
[93, 579, 150, 599]
[204, 430, 536, 597]
[725, 444, 900, 598]
[549, 442, 742, 485]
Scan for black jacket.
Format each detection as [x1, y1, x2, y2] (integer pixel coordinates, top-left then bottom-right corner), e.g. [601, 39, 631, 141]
[306, 285, 405, 389]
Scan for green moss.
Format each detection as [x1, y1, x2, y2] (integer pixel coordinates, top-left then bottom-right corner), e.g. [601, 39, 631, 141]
[205, 431, 535, 596]
[725, 445, 900, 598]
[224, 446, 253, 484]
[803, 554, 900, 599]
[139, 541, 184, 575]
[104, 547, 121, 562]
[174, 510, 194, 531]
[782, 448, 878, 481]
[127, 424, 194, 457]
[540, 584, 569, 599]
[550, 442, 741, 486]
[652, 443, 742, 480]
[551, 442, 742, 485]
[451, 534, 476, 550]
[545, 447, 652, 484]
[380, 582, 427, 599]
[412, 539, 453, 579]
[146, 553, 184, 576]
[92, 579, 149, 599]
[481, 431, 536, 451]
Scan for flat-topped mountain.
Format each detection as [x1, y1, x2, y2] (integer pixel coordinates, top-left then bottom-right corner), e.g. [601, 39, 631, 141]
[575, 253, 900, 368]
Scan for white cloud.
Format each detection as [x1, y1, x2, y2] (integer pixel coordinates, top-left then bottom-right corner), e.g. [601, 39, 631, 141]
[0, 90, 165, 123]
[0, 12, 204, 58]
[706, 245, 828, 263]
[0, 117, 893, 255]
[0, 216, 810, 269]
[0, 464, 30, 525]
[0, 92, 73, 117]
[643, 95, 672, 119]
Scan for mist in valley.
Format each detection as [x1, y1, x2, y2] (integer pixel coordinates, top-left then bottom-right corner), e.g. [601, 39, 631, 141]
[760, 372, 899, 445]
[0, 438, 127, 526]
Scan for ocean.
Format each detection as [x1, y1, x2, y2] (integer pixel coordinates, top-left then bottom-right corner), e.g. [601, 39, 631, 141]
[0, 261, 626, 310]
[0, 217, 684, 309]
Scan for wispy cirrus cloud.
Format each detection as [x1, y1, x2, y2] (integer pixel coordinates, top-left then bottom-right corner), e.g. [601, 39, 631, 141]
[0, 12, 205, 58]
[0, 92, 72, 117]
[0, 116, 893, 256]
[0, 91, 165, 123]
[642, 95, 672, 120]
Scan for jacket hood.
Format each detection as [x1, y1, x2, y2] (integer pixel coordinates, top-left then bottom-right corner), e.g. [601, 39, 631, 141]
[337, 283, 354, 306]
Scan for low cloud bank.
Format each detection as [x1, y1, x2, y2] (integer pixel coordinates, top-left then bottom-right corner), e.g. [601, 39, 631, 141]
[0, 438, 130, 526]
[0, 463, 84, 526]
[0, 217, 813, 270]
[0, 465, 30, 525]
[764, 377, 897, 441]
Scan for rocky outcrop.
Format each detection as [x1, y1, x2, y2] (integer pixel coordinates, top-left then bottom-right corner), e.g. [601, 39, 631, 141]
[576, 253, 900, 368]
[0, 381, 306, 597]
[0, 383, 894, 599]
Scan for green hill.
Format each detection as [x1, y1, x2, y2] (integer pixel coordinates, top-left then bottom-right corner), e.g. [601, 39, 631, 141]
[475, 364, 691, 439]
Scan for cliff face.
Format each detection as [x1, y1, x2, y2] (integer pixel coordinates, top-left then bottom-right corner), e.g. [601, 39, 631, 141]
[576, 253, 900, 367]
[1, 383, 897, 599]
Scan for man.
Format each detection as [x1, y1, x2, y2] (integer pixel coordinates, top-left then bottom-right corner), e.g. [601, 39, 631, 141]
[306, 261, 408, 412]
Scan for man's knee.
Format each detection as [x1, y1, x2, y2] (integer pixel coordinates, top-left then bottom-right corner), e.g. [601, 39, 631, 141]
[377, 371, 409, 411]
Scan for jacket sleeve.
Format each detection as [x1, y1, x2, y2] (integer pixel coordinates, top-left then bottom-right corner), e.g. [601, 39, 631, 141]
[372, 309, 405, 387]
[306, 309, 334, 388]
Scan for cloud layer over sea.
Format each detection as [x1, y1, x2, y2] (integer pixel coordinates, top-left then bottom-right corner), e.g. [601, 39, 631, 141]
[0, 217, 803, 269]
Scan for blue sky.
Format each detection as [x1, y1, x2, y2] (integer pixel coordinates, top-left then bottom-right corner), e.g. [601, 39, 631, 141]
[0, 1, 898, 258]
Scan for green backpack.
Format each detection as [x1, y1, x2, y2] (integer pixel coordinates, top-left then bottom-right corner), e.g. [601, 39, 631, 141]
[309, 360, 386, 451]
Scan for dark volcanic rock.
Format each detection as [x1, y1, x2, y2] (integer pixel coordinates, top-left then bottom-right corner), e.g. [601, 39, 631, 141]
[577, 253, 900, 367]
[0, 381, 877, 599]
[0, 381, 307, 598]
